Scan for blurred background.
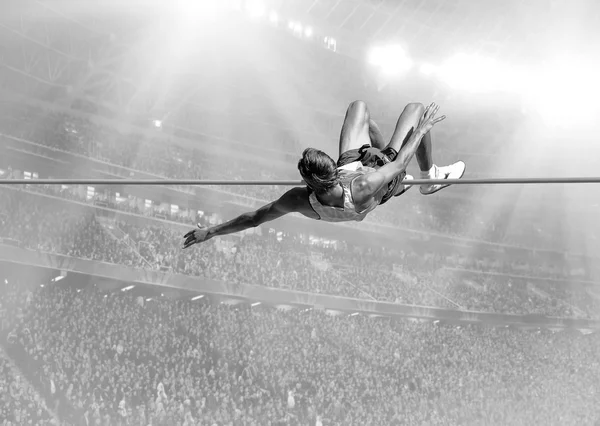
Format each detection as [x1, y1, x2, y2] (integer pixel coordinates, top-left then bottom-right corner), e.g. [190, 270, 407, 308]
[0, 0, 599, 425]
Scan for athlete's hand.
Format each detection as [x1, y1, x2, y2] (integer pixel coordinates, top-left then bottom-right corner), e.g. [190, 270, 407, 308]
[183, 224, 212, 249]
[416, 103, 446, 135]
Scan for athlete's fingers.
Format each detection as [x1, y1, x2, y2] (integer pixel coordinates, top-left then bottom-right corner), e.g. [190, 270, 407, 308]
[184, 224, 203, 238]
[423, 104, 431, 117]
[426, 104, 437, 120]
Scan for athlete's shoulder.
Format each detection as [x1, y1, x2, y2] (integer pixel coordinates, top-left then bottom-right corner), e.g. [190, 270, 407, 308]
[277, 187, 319, 219]
[282, 186, 309, 199]
[276, 187, 309, 209]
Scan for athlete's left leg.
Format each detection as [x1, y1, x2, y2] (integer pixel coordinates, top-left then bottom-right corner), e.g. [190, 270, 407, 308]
[385, 103, 432, 173]
[386, 102, 465, 196]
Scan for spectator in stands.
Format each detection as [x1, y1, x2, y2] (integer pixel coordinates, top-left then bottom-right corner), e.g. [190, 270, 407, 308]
[0, 281, 598, 425]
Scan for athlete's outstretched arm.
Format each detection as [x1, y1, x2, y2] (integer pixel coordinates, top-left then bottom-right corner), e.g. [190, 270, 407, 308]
[182, 188, 303, 248]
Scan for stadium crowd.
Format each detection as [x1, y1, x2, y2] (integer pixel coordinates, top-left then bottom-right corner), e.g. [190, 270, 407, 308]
[0, 355, 55, 425]
[0, 186, 598, 319]
[0, 280, 55, 425]
[0, 277, 598, 425]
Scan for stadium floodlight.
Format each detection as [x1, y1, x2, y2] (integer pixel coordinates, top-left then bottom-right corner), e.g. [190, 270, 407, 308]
[304, 27, 313, 38]
[268, 10, 278, 24]
[329, 38, 336, 48]
[368, 46, 384, 66]
[293, 22, 303, 36]
[368, 44, 413, 77]
[288, 21, 295, 30]
[191, 295, 204, 301]
[152, 120, 162, 128]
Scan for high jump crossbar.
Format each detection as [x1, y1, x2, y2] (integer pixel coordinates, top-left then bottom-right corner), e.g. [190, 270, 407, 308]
[2, 177, 600, 186]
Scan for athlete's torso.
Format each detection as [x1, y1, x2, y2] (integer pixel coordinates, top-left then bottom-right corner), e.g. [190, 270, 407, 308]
[305, 161, 385, 223]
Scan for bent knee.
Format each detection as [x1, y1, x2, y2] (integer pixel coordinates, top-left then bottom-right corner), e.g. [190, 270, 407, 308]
[347, 100, 370, 123]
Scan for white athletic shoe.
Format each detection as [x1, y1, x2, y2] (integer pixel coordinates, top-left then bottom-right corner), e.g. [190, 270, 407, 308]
[420, 161, 466, 195]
